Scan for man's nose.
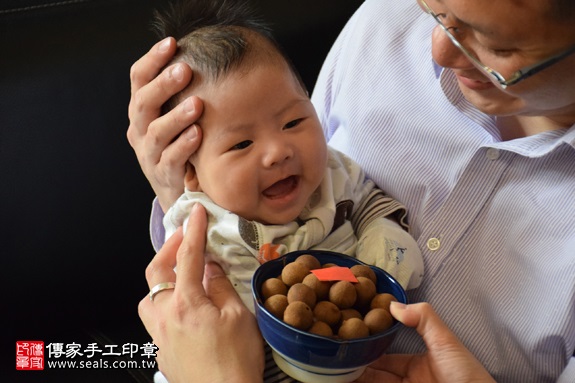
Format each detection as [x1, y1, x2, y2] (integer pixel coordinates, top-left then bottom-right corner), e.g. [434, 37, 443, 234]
[431, 25, 473, 70]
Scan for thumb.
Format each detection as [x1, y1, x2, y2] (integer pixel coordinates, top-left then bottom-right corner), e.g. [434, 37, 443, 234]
[203, 262, 244, 310]
[389, 302, 496, 382]
[390, 302, 462, 352]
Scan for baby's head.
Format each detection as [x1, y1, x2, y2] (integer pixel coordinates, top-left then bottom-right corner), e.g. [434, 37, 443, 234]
[153, 0, 328, 225]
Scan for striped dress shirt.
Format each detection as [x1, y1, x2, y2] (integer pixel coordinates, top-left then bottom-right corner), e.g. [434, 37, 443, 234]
[311, 1, 575, 382]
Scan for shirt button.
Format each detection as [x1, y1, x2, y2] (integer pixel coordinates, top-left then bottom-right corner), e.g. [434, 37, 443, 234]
[486, 148, 500, 161]
[427, 237, 441, 251]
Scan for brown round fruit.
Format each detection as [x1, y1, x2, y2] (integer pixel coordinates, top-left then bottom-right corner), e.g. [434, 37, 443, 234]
[340, 308, 363, 322]
[261, 277, 287, 300]
[287, 283, 317, 309]
[308, 321, 333, 337]
[354, 276, 377, 308]
[283, 301, 314, 330]
[350, 264, 377, 284]
[264, 294, 288, 320]
[338, 317, 370, 339]
[313, 301, 341, 328]
[281, 262, 310, 286]
[295, 254, 321, 270]
[329, 280, 357, 309]
[364, 308, 394, 334]
[370, 293, 398, 312]
[302, 273, 331, 301]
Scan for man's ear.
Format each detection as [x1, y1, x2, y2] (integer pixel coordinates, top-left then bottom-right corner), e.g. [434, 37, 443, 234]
[184, 162, 201, 192]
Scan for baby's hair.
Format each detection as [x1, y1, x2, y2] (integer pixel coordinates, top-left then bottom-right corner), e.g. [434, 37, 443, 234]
[152, 0, 307, 112]
[152, 0, 269, 41]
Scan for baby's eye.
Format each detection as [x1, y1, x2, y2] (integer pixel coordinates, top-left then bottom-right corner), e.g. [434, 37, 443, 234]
[230, 140, 252, 150]
[284, 119, 302, 129]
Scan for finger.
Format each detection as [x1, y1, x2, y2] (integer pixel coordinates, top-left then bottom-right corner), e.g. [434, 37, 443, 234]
[358, 303, 440, 379]
[354, 364, 402, 383]
[130, 37, 177, 97]
[137, 295, 157, 339]
[359, 353, 414, 380]
[140, 229, 186, 338]
[146, 98, 203, 167]
[390, 302, 458, 349]
[139, 99, 202, 170]
[203, 261, 245, 311]
[173, 203, 209, 298]
[387, 302, 494, 381]
[144, 226, 183, 290]
[360, 302, 452, 378]
[127, 62, 193, 143]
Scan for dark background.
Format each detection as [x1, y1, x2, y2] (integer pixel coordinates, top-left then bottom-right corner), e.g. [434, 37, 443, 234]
[1, 0, 364, 381]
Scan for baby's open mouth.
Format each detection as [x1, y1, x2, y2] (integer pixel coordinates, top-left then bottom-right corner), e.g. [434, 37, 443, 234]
[262, 176, 298, 199]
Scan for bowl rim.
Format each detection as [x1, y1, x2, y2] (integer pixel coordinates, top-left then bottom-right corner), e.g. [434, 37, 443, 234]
[252, 249, 408, 344]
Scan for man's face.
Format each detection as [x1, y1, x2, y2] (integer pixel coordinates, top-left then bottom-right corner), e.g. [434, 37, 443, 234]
[187, 62, 327, 225]
[422, 0, 575, 120]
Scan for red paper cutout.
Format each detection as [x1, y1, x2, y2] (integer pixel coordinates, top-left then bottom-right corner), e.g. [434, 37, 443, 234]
[310, 267, 358, 283]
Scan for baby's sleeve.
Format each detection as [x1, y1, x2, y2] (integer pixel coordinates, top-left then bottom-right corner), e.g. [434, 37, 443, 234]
[355, 216, 424, 290]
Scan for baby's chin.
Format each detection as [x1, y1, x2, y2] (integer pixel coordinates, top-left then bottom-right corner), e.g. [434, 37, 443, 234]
[244, 209, 301, 226]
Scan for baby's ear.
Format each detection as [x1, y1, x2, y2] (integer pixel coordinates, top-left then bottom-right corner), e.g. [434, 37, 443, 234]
[184, 162, 201, 192]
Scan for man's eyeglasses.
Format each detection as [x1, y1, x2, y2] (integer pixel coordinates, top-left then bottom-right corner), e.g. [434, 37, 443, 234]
[418, 0, 575, 89]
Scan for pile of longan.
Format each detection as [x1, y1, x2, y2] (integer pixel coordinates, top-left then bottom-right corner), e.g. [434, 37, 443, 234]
[260, 254, 398, 340]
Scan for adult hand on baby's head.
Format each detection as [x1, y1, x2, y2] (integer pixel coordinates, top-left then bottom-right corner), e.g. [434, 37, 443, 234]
[355, 302, 496, 383]
[127, 37, 204, 212]
[138, 204, 264, 383]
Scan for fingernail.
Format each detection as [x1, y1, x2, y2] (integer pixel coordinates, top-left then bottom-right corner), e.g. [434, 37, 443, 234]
[188, 203, 199, 220]
[184, 125, 198, 141]
[205, 262, 225, 278]
[390, 301, 407, 310]
[158, 37, 171, 53]
[170, 64, 184, 81]
[183, 97, 195, 113]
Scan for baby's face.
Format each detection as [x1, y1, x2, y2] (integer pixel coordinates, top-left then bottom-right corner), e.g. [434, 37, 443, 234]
[187, 62, 328, 225]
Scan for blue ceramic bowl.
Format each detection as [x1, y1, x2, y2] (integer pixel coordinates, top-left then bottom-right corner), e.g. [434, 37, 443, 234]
[252, 250, 407, 383]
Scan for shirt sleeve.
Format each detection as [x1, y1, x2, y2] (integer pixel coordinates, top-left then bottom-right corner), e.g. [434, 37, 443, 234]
[150, 197, 166, 252]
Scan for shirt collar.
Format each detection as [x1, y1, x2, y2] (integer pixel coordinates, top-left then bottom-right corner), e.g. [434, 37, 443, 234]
[433, 60, 575, 152]
[432, 59, 442, 79]
[489, 125, 575, 158]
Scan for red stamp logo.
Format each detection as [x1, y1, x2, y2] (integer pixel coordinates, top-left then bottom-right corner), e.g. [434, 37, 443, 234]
[16, 341, 44, 370]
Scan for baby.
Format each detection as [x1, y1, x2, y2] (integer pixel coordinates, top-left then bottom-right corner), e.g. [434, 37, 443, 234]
[153, 0, 424, 313]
